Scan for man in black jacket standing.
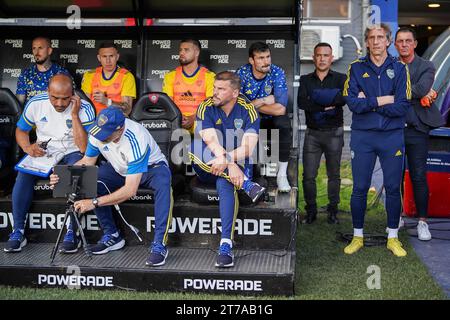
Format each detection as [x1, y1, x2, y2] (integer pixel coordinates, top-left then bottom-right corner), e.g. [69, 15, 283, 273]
[395, 27, 445, 241]
[298, 43, 347, 224]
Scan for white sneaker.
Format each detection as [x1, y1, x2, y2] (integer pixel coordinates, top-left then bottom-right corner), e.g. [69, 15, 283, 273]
[399, 217, 405, 228]
[277, 175, 291, 192]
[417, 220, 432, 241]
[385, 217, 405, 233]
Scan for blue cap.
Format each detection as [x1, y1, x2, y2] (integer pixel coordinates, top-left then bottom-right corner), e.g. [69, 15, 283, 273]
[89, 107, 125, 141]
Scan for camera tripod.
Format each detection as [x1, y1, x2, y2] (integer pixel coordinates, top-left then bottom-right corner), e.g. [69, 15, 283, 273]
[50, 175, 92, 263]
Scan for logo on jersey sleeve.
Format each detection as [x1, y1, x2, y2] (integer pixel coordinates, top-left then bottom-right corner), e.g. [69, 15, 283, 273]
[264, 85, 272, 95]
[66, 119, 72, 128]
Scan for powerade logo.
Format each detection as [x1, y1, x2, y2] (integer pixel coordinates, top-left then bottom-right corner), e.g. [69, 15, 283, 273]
[0, 212, 100, 231]
[77, 39, 96, 48]
[141, 121, 168, 129]
[147, 217, 273, 236]
[227, 39, 246, 48]
[171, 54, 180, 60]
[38, 274, 114, 288]
[266, 39, 285, 48]
[151, 69, 170, 79]
[210, 55, 229, 64]
[152, 40, 171, 49]
[5, 39, 23, 48]
[184, 278, 262, 291]
[60, 54, 78, 64]
[51, 39, 59, 48]
[114, 40, 132, 49]
[3, 68, 22, 77]
[199, 40, 208, 49]
[23, 53, 35, 62]
[76, 69, 90, 75]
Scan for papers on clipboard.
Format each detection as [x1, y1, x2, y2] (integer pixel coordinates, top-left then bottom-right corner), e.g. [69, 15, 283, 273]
[15, 149, 65, 178]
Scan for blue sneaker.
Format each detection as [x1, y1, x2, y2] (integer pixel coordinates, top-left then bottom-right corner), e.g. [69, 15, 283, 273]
[59, 229, 81, 254]
[4, 229, 27, 253]
[90, 233, 125, 255]
[215, 242, 234, 268]
[242, 180, 266, 203]
[146, 242, 168, 267]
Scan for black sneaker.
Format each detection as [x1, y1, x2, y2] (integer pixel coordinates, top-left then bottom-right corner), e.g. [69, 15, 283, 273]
[90, 233, 125, 255]
[215, 242, 234, 268]
[4, 229, 27, 253]
[59, 229, 81, 254]
[146, 242, 168, 267]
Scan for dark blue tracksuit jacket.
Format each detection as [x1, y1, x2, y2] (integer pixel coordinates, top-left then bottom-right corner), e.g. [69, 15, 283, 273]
[343, 54, 412, 229]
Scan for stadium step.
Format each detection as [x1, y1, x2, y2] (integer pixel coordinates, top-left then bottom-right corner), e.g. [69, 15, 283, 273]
[0, 243, 295, 295]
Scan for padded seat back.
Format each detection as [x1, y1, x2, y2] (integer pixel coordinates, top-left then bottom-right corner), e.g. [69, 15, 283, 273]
[0, 88, 23, 194]
[130, 92, 183, 171]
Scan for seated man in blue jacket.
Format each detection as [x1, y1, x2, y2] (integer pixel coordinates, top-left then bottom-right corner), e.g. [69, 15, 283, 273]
[343, 23, 411, 257]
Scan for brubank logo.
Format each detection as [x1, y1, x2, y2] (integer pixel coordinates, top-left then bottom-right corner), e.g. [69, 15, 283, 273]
[207, 195, 219, 201]
[141, 122, 168, 129]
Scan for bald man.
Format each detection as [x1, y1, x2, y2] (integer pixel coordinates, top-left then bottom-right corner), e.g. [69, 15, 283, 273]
[16, 37, 71, 105]
[4, 74, 95, 253]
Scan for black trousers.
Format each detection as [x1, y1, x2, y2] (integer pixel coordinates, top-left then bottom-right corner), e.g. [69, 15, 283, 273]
[404, 127, 429, 218]
[302, 127, 344, 213]
[260, 115, 292, 163]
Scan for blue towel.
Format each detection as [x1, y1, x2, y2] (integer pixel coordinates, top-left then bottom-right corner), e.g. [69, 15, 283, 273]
[311, 88, 340, 106]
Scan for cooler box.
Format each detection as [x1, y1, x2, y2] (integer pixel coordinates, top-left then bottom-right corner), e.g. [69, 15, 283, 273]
[404, 128, 450, 218]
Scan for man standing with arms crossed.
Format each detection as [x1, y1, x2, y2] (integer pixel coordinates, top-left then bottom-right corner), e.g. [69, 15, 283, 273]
[394, 27, 444, 240]
[298, 42, 347, 225]
[343, 23, 411, 257]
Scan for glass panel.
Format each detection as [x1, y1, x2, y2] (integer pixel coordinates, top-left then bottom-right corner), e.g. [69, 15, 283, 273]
[306, 0, 349, 19]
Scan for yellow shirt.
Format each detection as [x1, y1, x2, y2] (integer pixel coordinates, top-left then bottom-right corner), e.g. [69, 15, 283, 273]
[162, 67, 215, 102]
[81, 67, 137, 99]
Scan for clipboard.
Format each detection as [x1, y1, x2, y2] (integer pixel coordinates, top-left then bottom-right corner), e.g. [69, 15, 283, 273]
[14, 153, 64, 178]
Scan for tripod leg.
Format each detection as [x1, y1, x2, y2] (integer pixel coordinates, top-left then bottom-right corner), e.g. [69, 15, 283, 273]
[50, 208, 71, 263]
[72, 210, 92, 258]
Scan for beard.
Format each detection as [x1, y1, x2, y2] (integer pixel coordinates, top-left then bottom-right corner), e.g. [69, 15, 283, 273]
[255, 66, 270, 75]
[35, 57, 48, 65]
[179, 57, 194, 66]
[213, 96, 233, 108]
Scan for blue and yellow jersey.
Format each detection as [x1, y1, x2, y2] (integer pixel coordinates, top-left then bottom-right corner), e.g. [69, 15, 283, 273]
[16, 63, 71, 103]
[194, 94, 259, 153]
[343, 54, 411, 131]
[236, 63, 288, 108]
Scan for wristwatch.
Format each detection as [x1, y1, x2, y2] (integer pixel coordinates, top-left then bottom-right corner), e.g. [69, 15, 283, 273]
[92, 198, 99, 208]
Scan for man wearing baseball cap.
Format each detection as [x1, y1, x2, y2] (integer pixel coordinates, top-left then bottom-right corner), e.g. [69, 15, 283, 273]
[50, 107, 173, 266]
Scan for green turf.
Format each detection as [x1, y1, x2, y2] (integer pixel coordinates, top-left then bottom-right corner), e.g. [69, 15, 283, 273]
[0, 162, 446, 300]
